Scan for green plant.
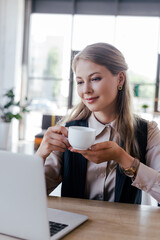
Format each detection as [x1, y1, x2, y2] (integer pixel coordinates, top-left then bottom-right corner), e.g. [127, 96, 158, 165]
[142, 104, 149, 109]
[141, 104, 149, 113]
[0, 89, 30, 123]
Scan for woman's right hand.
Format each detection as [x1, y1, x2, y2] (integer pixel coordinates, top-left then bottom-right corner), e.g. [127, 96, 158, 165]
[36, 125, 70, 162]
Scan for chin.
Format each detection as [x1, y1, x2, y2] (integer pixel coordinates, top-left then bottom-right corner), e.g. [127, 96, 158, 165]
[86, 105, 100, 112]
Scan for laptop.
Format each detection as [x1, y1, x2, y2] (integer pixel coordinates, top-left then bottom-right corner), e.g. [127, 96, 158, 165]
[0, 150, 88, 240]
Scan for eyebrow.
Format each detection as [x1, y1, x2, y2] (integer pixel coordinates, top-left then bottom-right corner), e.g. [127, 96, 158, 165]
[76, 72, 101, 79]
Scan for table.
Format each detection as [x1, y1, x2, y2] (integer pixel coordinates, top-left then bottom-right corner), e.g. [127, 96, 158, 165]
[47, 197, 160, 240]
[0, 197, 160, 240]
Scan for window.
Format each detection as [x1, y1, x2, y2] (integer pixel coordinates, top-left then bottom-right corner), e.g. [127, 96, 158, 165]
[115, 16, 159, 113]
[72, 15, 116, 106]
[28, 14, 72, 115]
[27, 14, 160, 140]
[26, 14, 72, 140]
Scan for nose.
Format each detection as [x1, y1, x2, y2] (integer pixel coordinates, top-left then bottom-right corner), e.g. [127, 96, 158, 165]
[83, 82, 93, 93]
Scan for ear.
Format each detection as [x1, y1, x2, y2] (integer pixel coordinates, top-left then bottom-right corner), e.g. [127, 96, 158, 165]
[118, 71, 125, 86]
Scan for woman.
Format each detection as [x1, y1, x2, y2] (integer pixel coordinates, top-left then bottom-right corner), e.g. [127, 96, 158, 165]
[36, 42, 160, 204]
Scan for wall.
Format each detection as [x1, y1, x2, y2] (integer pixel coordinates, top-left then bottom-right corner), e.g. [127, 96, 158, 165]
[0, 0, 24, 97]
[0, 0, 25, 147]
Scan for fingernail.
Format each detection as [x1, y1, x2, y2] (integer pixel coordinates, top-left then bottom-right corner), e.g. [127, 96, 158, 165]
[91, 146, 96, 150]
[69, 147, 73, 152]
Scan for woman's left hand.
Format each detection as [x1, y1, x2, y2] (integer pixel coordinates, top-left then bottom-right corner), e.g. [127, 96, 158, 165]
[69, 141, 134, 168]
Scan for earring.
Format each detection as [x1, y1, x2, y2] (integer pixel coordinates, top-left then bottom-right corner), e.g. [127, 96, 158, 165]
[118, 85, 123, 91]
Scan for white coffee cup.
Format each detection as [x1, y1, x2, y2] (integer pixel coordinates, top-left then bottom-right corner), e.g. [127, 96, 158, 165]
[68, 126, 96, 150]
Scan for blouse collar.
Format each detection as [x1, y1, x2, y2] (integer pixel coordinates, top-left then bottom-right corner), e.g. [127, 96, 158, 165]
[88, 113, 116, 137]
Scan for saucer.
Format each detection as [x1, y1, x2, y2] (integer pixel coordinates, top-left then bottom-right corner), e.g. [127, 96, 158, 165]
[72, 146, 88, 150]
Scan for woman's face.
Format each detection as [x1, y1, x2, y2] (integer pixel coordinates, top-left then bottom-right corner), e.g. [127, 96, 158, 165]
[75, 59, 124, 120]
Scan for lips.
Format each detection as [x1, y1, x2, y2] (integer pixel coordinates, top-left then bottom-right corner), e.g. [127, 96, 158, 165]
[85, 96, 99, 103]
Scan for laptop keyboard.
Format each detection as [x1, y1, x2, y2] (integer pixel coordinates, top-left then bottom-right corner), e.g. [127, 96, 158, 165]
[49, 221, 68, 236]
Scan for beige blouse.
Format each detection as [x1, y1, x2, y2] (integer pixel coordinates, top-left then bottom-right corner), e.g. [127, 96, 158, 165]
[44, 113, 160, 203]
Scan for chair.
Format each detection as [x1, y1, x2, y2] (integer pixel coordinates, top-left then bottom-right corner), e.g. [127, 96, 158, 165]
[34, 114, 62, 151]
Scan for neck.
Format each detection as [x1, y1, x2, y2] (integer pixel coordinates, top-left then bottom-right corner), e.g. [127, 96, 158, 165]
[93, 111, 116, 124]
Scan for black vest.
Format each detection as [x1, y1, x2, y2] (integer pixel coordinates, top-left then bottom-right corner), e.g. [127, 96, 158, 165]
[61, 118, 147, 204]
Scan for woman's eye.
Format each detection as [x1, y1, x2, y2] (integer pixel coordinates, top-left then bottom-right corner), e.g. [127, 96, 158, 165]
[91, 77, 101, 81]
[77, 81, 83, 85]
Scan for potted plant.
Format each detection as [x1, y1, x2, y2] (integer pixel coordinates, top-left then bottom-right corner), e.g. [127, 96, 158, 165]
[0, 88, 29, 149]
[141, 104, 149, 113]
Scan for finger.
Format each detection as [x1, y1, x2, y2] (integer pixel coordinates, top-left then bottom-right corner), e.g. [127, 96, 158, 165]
[46, 128, 70, 148]
[91, 141, 113, 151]
[50, 145, 68, 152]
[50, 134, 70, 148]
[87, 148, 116, 163]
[69, 148, 92, 154]
[70, 148, 98, 161]
[47, 143, 68, 153]
[47, 137, 68, 150]
[70, 147, 112, 164]
[49, 125, 68, 137]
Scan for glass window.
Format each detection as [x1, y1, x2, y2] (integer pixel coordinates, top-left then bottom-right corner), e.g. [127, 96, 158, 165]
[72, 15, 116, 51]
[72, 15, 116, 106]
[27, 14, 160, 140]
[26, 14, 72, 140]
[28, 14, 72, 115]
[71, 16, 160, 114]
[114, 16, 160, 113]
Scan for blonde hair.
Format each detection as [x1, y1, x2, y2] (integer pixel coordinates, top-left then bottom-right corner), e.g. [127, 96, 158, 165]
[61, 43, 139, 157]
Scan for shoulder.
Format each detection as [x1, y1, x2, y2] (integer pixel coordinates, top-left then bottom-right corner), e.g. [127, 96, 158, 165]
[147, 120, 160, 145]
[148, 120, 159, 130]
[134, 116, 148, 138]
[135, 117, 160, 148]
[134, 115, 159, 131]
[134, 116, 160, 137]
[65, 118, 88, 127]
[134, 116, 148, 127]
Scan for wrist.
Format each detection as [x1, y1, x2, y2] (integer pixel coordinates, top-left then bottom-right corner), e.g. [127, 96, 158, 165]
[116, 148, 134, 169]
[114, 147, 140, 179]
[121, 158, 140, 180]
[36, 149, 46, 163]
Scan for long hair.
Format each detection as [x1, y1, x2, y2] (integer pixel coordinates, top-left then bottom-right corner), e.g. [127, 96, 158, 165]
[61, 42, 139, 157]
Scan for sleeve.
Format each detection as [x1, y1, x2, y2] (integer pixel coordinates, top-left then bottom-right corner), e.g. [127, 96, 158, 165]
[132, 120, 160, 203]
[44, 151, 63, 195]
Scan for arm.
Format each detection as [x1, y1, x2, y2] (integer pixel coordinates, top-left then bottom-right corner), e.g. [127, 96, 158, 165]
[44, 151, 63, 195]
[69, 141, 135, 168]
[35, 125, 70, 195]
[132, 121, 160, 203]
[70, 121, 160, 203]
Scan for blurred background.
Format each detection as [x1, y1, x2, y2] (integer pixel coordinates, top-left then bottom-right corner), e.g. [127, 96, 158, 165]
[1, 0, 160, 204]
[1, 0, 160, 153]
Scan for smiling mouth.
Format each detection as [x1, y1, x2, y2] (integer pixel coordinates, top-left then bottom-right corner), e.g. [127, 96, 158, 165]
[85, 97, 99, 103]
